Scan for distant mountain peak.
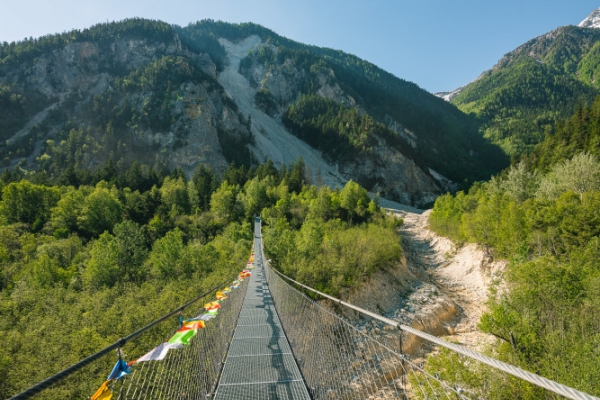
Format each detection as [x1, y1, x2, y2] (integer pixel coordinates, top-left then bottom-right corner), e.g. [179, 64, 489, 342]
[579, 8, 600, 28]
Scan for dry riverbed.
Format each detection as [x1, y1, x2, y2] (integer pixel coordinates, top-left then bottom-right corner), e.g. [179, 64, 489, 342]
[344, 203, 506, 356]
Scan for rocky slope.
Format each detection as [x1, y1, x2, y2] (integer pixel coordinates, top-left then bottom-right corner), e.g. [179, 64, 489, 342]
[0, 19, 505, 205]
[217, 35, 345, 188]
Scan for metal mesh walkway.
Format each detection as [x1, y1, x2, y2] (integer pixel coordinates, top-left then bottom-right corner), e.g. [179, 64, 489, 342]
[213, 221, 311, 400]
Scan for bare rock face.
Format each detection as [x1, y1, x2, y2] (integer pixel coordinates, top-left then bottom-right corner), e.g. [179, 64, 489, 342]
[0, 29, 255, 176]
[135, 81, 233, 176]
[237, 40, 445, 206]
[0, 28, 455, 206]
[343, 135, 441, 206]
[21, 41, 105, 98]
[262, 59, 305, 108]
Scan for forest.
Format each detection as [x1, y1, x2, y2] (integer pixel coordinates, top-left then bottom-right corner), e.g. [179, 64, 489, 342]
[426, 98, 600, 398]
[0, 158, 403, 398]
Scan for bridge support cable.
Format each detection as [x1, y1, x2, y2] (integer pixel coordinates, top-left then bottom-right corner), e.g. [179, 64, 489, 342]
[260, 216, 600, 400]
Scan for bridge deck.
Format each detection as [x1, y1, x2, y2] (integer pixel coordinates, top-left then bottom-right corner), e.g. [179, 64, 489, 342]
[213, 222, 311, 400]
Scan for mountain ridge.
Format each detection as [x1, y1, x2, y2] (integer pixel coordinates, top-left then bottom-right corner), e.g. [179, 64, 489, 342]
[0, 18, 506, 206]
[435, 8, 600, 159]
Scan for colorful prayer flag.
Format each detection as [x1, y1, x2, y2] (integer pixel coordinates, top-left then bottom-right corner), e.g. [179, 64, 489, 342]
[216, 291, 228, 300]
[187, 312, 217, 322]
[136, 342, 183, 363]
[107, 359, 130, 381]
[168, 329, 197, 345]
[198, 313, 217, 321]
[182, 320, 206, 330]
[91, 381, 113, 400]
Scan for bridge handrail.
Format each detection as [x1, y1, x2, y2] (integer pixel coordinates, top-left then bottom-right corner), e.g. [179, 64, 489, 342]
[8, 278, 231, 400]
[268, 264, 600, 400]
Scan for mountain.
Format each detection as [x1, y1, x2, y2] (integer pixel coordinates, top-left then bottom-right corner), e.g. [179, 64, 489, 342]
[0, 19, 506, 206]
[439, 9, 600, 159]
[579, 7, 600, 28]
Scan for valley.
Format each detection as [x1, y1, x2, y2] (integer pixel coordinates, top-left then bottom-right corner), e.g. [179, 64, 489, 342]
[1, 7, 600, 398]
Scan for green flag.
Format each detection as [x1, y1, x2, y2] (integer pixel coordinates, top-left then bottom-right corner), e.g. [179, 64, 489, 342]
[167, 329, 197, 345]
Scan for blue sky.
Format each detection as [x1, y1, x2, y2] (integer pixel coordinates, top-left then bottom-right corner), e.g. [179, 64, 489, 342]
[0, 1, 598, 93]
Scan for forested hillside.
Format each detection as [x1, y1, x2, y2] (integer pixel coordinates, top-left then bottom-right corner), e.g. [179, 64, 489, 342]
[451, 25, 600, 159]
[0, 159, 403, 398]
[228, 20, 506, 183]
[530, 96, 600, 171]
[0, 18, 508, 207]
[426, 100, 600, 398]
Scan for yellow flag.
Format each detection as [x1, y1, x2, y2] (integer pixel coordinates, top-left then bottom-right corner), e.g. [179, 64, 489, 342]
[216, 291, 228, 300]
[91, 381, 113, 400]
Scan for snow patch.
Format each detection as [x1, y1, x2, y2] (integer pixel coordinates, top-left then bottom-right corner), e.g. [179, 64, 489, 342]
[435, 86, 464, 102]
[579, 8, 600, 28]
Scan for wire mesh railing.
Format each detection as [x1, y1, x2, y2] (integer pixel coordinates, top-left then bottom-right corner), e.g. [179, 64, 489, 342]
[263, 256, 472, 399]
[9, 270, 249, 400]
[258, 220, 600, 400]
[110, 276, 248, 399]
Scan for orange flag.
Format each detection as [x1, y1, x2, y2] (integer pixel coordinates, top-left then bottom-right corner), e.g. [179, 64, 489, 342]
[182, 320, 206, 330]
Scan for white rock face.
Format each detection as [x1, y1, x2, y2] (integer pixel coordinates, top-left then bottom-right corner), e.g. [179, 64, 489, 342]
[435, 86, 464, 102]
[218, 36, 346, 188]
[218, 36, 448, 206]
[579, 8, 600, 28]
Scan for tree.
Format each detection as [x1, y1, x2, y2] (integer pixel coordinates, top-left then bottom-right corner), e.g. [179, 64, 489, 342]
[286, 157, 305, 193]
[339, 180, 370, 222]
[537, 152, 600, 200]
[113, 220, 148, 283]
[50, 187, 88, 236]
[83, 232, 120, 288]
[191, 164, 218, 211]
[500, 162, 540, 203]
[210, 181, 240, 223]
[239, 177, 270, 219]
[256, 159, 278, 180]
[159, 176, 191, 217]
[147, 228, 185, 280]
[77, 181, 123, 237]
[0, 180, 60, 231]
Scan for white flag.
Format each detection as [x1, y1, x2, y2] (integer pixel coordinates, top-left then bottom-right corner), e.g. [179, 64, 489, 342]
[198, 313, 217, 321]
[136, 342, 183, 363]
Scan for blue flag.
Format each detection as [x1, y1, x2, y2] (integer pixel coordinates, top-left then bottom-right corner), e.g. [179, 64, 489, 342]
[107, 359, 130, 381]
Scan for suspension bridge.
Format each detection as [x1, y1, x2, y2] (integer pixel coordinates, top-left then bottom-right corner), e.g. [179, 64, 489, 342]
[8, 217, 600, 399]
